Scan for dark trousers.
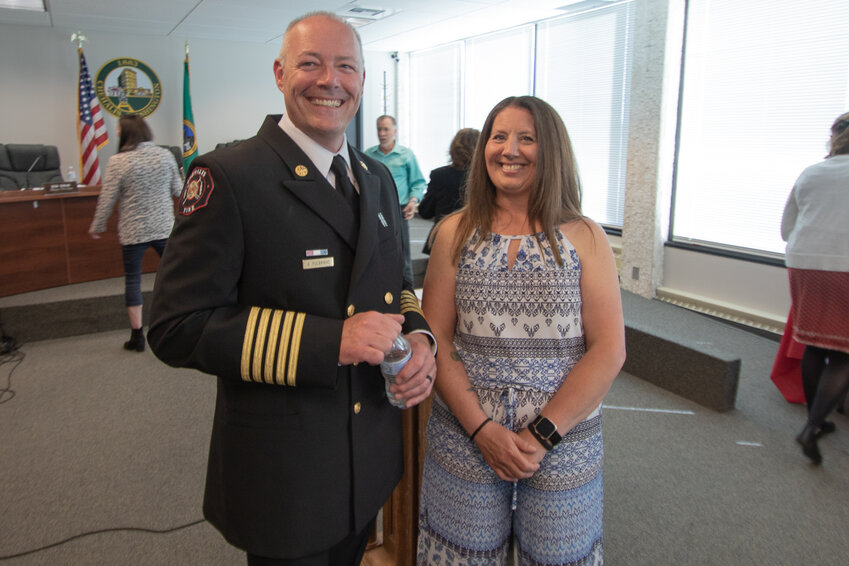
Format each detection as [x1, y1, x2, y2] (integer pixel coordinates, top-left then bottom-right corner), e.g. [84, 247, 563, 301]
[121, 239, 167, 306]
[399, 207, 413, 284]
[246, 519, 374, 566]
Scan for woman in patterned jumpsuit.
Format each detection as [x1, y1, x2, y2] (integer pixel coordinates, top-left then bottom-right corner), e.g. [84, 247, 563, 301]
[418, 96, 626, 565]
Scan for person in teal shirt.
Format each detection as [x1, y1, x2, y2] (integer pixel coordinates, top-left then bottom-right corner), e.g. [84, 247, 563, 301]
[365, 115, 427, 283]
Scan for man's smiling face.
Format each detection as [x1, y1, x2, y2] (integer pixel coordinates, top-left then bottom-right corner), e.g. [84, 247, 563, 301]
[274, 15, 365, 152]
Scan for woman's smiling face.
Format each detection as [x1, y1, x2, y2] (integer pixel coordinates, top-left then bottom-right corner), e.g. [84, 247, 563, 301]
[484, 105, 538, 196]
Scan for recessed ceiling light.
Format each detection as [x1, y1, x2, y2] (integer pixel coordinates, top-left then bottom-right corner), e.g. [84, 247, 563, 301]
[348, 7, 385, 18]
[0, 0, 45, 11]
[557, 0, 623, 14]
[337, 4, 395, 26]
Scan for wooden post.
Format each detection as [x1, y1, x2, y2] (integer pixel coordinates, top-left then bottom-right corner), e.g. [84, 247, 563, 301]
[364, 395, 433, 566]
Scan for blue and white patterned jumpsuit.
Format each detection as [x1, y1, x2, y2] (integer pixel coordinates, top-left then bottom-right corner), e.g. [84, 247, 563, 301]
[417, 228, 603, 566]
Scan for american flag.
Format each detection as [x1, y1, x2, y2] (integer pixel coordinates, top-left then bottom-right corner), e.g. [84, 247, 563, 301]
[77, 48, 108, 185]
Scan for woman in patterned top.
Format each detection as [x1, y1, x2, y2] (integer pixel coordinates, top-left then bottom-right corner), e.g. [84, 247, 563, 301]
[89, 114, 182, 352]
[418, 96, 625, 565]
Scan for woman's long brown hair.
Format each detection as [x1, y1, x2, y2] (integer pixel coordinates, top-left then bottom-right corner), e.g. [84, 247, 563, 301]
[448, 96, 584, 266]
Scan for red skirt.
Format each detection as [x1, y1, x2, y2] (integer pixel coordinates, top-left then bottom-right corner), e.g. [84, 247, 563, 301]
[789, 268, 849, 354]
[769, 308, 806, 403]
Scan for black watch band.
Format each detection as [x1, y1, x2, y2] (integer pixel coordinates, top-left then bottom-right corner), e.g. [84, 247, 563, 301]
[529, 415, 561, 450]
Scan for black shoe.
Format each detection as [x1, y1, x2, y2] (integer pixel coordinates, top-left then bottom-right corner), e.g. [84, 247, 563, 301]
[796, 425, 822, 465]
[816, 421, 836, 438]
[124, 329, 145, 352]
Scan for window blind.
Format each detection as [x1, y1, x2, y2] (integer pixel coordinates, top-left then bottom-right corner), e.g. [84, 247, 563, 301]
[535, 2, 634, 227]
[464, 26, 534, 132]
[673, 0, 849, 255]
[408, 2, 633, 227]
[409, 44, 462, 179]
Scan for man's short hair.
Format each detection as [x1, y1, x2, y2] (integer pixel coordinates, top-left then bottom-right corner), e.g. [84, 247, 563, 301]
[277, 11, 364, 66]
[377, 115, 397, 126]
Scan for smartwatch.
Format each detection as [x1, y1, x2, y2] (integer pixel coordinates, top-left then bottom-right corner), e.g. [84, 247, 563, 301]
[529, 415, 561, 450]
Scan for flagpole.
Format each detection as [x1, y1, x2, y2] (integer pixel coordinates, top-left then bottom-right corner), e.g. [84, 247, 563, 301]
[73, 32, 109, 186]
[72, 32, 86, 180]
[183, 41, 198, 172]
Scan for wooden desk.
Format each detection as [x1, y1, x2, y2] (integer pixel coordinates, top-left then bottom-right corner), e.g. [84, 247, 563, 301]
[0, 186, 160, 297]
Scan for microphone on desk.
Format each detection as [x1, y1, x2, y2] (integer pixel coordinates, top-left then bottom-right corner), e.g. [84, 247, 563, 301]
[26, 155, 42, 173]
[24, 155, 44, 190]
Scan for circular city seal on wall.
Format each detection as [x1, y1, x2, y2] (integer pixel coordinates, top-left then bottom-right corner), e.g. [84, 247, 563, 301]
[94, 57, 162, 117]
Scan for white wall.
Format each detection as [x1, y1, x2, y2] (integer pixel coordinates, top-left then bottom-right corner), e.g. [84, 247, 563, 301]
[662, 247, 790, 325]
[0, 10, 794, 329]
[362, 50, 398, 150]
[0, 24, 405, 170]
[0, 23, 282, 172]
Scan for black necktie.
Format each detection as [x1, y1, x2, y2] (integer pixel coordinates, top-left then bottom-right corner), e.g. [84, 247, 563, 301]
[330, 155, 358, 214]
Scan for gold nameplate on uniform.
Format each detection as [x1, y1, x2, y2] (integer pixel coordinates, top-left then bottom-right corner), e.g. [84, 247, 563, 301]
[302, 257, 334, 270]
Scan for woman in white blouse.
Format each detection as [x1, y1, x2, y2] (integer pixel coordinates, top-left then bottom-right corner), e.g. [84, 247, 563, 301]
[782, 111, 849, 464]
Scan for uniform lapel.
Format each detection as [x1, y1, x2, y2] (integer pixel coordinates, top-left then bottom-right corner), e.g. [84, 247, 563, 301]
[349, 150, 380, 288]
[257, 116, 358, 250]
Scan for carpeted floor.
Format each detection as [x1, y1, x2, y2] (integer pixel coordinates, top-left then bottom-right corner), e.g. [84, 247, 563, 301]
[2, 220, 849, 564]
[2, 323, 848, 565]
[0, 329, 243, 565]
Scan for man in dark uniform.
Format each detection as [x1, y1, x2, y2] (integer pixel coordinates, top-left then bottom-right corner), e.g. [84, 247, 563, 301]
[147, 11, 437, 565]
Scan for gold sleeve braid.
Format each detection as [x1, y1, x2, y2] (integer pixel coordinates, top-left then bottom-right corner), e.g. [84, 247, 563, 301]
[400, 289, 424, 317]
[276, 312, 295, 386]
[264, 310, 283, 383]
[252, 309, 271, 381]
[241, 307, 305, 386]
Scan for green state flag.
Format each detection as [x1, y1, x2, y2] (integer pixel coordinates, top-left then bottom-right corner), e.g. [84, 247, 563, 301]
[182, 50, 197, 172]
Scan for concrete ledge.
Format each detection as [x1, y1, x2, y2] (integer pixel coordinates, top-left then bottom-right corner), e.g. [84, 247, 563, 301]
[2, 267, 741, 413]
[413, 257, 740, 412]
[621, 290, 740, 412]
[1, 292, 152, 344]
[412, 257, 428, 289]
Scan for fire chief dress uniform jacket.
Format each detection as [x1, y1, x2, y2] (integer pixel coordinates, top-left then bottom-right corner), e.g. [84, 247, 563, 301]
[147, 115, 430, 559]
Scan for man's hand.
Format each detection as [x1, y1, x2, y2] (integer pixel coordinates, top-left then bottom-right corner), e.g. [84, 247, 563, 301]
[402, 199, 417, 220]
[339, 312, 404, 366]
[388, 332, 436, 408]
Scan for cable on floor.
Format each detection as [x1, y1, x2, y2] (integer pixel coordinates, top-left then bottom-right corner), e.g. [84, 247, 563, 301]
[0, 519, 207, 560]
[0, 348, 24, 405]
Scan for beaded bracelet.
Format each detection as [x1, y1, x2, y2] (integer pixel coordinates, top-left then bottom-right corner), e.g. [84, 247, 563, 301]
[469, 417, 492, 442]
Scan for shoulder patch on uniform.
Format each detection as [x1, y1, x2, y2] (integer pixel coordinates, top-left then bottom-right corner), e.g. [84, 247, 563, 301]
[179, 167, 214, 216]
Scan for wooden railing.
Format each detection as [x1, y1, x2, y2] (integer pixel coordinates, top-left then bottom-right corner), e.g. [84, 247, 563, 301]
[365, 395, 433, 566]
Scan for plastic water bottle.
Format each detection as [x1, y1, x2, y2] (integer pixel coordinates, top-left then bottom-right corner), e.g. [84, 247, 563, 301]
[380, 335, 411, 408]
[66, 165, 77, 183]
